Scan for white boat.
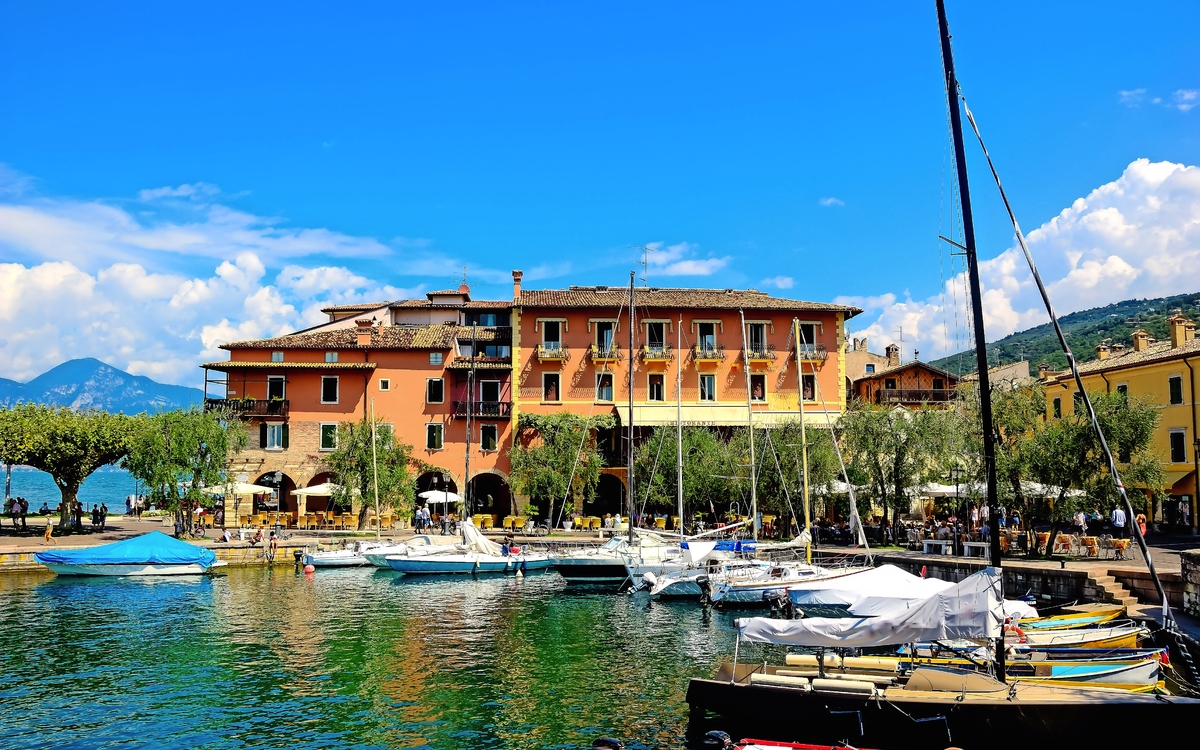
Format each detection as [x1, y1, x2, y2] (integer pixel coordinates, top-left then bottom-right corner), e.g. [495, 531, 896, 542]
[386, 519, 552, 575]
[786, 564, 955, 616]
[304, 541, 388, 568]
[645, 559, 775, 598]
[553, 532, 689, 585]
[708, 563, 871, 606]
[362, 535, 462, 567]
[35, 531, 224, 576]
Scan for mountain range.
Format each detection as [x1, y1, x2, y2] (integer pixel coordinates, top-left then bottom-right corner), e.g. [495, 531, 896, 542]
[0, 358, 203, 413]
[930, 291, 1200, 376]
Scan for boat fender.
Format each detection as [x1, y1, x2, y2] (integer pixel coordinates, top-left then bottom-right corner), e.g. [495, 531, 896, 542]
[1004, 625, 1027, 644]
[303, 564, 315, 574]
[700, 730, 732, 748]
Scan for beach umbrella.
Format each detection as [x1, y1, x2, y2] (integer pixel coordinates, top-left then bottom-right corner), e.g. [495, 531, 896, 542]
[418, 490, 463, 505]
[292, 482, 359, 497]
[201, 482, 274, 496]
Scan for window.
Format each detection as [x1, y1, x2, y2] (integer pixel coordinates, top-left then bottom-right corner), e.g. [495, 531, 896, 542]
[596, 321, 615, 352]
[1052, 397, 1062, 418]
[596, 373, 614, 402]
[430, 352, 443, 365]
[480, 380, 500, 402]
[748, 323, 766, 352]
[1116, 383, 1128, 400]
[467, 312, 499, 326]
[542, 320, 561, 350]
[802, 374, 815, 401]
[647, 322, 665, 351]
[865, 364, 876, 374]
[1170, 429, 1187, 463]
[325, 352, 338, 363]
[648, 374, 665, 402]
[271, 351, 284, 362]
[797, 323, 817, 351]
[884, 378, 897, 390]
[267, 376, 285, 401]
[697, 322, 716, 353]
[699, 373, 716, 402]
[264, 422, 287, 450]
[480, 424, 498, 452]
[750, 374, 766, 402]
[379, 379, 391, 392]
[426, 423, 444, 451]
[319, 423, 338, 451]
[1169, 375, 1184, 405]
[321, 376, 339, 404]
[543, 373, 560, 402]
[1073, 391, 1083, 409]
[933, 378, 945, 391]
[426, 378, 444, 404]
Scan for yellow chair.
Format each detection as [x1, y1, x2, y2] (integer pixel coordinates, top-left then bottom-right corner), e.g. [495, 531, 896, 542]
[589, 517, 602, 530]
[380, 514, 394, 531]
[654, 517, 667, 530]
[481, 516, 494, 530]
[1036, 532, 1050, 553]
[514, 516, 527, 531]
[238, 515, 251, 528]
[1082, 536, 1099, 557]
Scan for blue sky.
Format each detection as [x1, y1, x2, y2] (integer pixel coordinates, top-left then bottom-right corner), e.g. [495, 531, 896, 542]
[1, 1, 1197, 384]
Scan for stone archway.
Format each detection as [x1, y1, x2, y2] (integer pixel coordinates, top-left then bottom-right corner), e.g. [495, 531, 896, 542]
[254, 471, 295, 514]
[469, 471, 513, 518]
[585, 473, 626, 519]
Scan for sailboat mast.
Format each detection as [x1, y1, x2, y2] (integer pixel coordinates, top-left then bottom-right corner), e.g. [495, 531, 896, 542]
[794, 319, 812, 563]
[465, 323, 476, 518]
[627, 271, 636, 544]
[676, 315, 684, 540]
[370, 398, 381, 541]
[937, 0, 1005, 682]
[739, 310, 759, 542]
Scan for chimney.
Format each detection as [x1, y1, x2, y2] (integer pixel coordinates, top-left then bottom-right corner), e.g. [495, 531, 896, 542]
[1112, 343, 1126, 354]
[885, 343, 900, 367]
[1095, 344, 1109, 361]
[1187, 322, 1197, 342]
[1132, 329, 1149, 353]
[1168, 314, 1189, 348]
[512, 269, 523, 301]
[355, 318, 373, 347]
[1037, 363, 1050, 380]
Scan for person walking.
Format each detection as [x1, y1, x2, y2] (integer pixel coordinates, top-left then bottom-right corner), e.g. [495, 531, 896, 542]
[43, 518, 55, 544]
[99, 503, 108, 531]
[18, 497, 28, 531]
[1111, 505, 1128, 539]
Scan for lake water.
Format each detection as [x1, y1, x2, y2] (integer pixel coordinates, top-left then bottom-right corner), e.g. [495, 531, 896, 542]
[5, 466, 137, 510]
[0, 567, 746, 750]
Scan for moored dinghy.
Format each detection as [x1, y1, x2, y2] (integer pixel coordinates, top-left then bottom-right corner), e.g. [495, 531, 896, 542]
[35, 531, 223, 576]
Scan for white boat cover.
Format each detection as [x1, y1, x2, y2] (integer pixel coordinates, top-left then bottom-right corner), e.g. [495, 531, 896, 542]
[789, 564, 954, 613]
[739, 567, 1002, 648]
[683, 540, 718, 565]
[459, 518, 504, 556]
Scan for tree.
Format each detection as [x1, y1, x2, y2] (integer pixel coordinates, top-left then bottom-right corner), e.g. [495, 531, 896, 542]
[0, 404, 136, 528]
[633, 426, 734, 521]
[839, 400, 959, 529]
[325, 416, 416, 530]
[123, 409, 248, 536]
[509, 412, 616, 521]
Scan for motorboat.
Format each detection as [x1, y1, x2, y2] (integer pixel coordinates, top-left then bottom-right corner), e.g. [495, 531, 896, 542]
[386, 518, 551, 575]
[362, 535, 462, 568]
[34, 531, 225, 576]
[1013, 624, 1150, 650]
[785, 564, 955, 616]
[552, 532, 688, 585]
[708, 563, 871, 606]
[304, 540, 389, 568]
[645, 559, 775, 599]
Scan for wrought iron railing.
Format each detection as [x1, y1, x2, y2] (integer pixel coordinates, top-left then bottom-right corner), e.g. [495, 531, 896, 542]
[691, 343, 726, 361]
[536, 343, 570, 361]
[452, 401, 513, 419]
[794, 344, 829, 362]
[743, 344, 777, 361]
[590, 343, 621, 360]
[204, 398, 289, 418]
[641, 344, 674, 361]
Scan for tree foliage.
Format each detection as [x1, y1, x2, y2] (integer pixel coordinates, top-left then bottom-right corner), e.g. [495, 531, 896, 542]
[509, 412, 615, 518]
[324, 416, 417, 530]
[0, 403, 136, 526]
[123, 408, 248, 535]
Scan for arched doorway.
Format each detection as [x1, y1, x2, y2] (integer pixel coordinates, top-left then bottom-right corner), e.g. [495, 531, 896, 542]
[469, 472, 513, 518]
[584, 474, 625, 519]
[254, 472, 295, 514]
[415, 470, 459, 518]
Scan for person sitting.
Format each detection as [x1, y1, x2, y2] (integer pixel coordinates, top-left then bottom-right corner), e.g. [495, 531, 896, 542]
[934, 522, 952, 541]
[38, 502, 50, 516]
[249, 528, 264, 547]
[501, 530, 515, 556]
[219, 527, 233, 543]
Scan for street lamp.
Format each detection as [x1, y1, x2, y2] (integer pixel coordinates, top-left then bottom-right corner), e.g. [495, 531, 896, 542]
[945, 466, 966, 556]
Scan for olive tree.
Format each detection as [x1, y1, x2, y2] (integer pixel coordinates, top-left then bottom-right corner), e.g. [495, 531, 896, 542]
[509, 412, 616, 522]
[325, 416, 417, 530]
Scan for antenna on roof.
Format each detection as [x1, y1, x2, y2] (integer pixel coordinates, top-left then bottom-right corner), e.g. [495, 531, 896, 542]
[893, 325, 907, 363]
[635, 244, 660, 287]
[461, 265, 468, 286]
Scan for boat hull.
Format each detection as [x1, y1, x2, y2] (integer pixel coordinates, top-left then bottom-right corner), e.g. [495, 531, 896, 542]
[42, 562, 213, 576]
[686, 672, 1200, 750]
[304, 554, 370, 568]
[388, 555, 552, 575]
[553, 559, 631, 584]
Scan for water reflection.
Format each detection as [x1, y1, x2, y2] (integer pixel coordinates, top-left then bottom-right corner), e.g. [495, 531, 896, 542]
[0, 568, 740, 749]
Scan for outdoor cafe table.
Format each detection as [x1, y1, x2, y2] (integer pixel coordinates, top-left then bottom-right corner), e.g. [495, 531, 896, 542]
[922, 539, 951, 555]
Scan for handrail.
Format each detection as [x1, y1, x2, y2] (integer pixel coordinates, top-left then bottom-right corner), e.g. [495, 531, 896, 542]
[204, 398, 289, 417]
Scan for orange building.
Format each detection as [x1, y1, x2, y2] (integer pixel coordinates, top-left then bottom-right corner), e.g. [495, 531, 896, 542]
[202, 272, 860, 521]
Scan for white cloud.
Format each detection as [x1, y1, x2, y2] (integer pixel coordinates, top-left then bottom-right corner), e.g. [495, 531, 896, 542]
[1173, 89, 1198, 112]
[1118, 88, 1147, 107]
[760, 275, 794, 289]
[818, 197, 844, 207]
[137, 182, 220, 201]
[847, 159, 1200, 362]
[640, 240, 728, 277]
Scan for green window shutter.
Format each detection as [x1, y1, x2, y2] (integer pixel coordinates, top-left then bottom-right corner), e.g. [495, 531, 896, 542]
[282, 424, 290, 449]
[259, 422, 267, 448]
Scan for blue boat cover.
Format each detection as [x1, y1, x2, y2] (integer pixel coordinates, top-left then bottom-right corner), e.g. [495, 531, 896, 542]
[35, 531, 217, 567]
[680, 540, 755, 553]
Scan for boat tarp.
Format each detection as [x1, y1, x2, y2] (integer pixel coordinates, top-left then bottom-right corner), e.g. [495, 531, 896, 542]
[460, 519, 504, 556]
[739, 567, 1002, 648]
[34, 531, 217, 567]
[788, 564, 953, 613]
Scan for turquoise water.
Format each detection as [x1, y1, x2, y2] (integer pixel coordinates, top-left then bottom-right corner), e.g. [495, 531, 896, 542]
[0, 568, 744, 749]
[5, 466, 137, 510]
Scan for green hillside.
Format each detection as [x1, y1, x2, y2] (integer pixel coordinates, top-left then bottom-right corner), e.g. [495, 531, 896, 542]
[930, 291, 1200, 376]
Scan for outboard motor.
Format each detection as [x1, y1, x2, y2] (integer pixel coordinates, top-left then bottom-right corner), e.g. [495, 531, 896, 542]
[763, 588, 794, 619]
[592, 738, 625, 750]
[697, 575, 712, 606]
[293, 549, 305, 569]
[701, 730, 732, 748]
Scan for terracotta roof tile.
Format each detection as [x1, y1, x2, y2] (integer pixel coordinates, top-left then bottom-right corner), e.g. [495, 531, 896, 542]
[220, 324, 459, 351]
[1050, 337, 1200, 380]
[318, 301, 389, 313]
[856, 360, 959, 382]
[518, 287, 861, 316]
[390, 299, 511, 309]
[200, 361, 377, 371]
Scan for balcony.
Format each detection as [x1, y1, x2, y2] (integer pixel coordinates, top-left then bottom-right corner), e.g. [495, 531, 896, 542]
[205, 398, 289, 418]
[691, 343, 726, 362]
[536, 343, 571, 363]
[590, 343, 621, 363]
[794, 344, 829, 362]
[640, 344, 675, 362]
[452, 401, 513, 419]
[875, 389, 956, 405]
[743, 344, 777, 362]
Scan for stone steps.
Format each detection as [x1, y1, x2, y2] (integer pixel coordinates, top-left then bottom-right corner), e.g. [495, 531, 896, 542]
[1086, 572, 1140, 609]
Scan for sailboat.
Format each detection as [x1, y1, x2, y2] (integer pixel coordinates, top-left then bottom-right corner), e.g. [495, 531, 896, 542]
[684, 2, 1200, 744]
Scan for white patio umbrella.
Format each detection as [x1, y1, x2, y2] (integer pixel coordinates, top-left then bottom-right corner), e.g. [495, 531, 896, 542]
[202, 482, 274, 496]
[418, 490, 464, 505]
[292, 482, 359, 497]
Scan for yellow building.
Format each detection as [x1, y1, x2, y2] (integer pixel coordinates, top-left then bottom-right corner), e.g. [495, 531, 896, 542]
[1043, 314, 1198, 531]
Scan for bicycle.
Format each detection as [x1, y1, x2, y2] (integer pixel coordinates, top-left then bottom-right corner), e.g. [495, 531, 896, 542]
[523, 521, 550, 537]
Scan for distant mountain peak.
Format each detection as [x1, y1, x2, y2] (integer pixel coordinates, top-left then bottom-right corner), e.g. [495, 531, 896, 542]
[0, 358, 201, 413]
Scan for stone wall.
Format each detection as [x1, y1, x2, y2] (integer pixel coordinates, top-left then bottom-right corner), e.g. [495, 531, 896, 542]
[872, 553, 1096, 602]
[1108, 569, 1184, 606]
[1183, 549, 1200, 617]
